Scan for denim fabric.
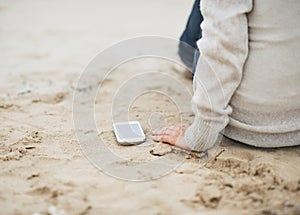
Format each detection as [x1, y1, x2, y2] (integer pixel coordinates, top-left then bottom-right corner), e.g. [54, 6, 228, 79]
[178, 0, 203, 74]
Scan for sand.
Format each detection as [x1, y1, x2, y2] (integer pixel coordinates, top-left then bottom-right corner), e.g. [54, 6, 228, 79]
[0, 1, 299, 215]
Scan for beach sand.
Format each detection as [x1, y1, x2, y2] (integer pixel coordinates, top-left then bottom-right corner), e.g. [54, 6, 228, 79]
[0, 1, 299, 215]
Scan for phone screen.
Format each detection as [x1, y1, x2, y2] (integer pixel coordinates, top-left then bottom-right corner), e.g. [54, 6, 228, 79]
[115, 123, 144, 139]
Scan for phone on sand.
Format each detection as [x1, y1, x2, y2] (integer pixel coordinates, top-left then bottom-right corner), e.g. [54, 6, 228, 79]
[112, 121, 146, 145]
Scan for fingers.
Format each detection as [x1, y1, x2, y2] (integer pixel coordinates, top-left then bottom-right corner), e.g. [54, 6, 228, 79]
[151, 133, 178, 145]
[151, 124, 193, 151]
[151, 125, 186, 145]
[151, 125, 182, 136]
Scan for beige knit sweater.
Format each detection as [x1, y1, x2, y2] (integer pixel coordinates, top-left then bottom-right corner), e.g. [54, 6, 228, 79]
[184, 0, 300, 151]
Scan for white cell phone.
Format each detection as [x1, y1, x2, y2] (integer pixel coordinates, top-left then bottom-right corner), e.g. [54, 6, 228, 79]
[112, 121, 146, 145]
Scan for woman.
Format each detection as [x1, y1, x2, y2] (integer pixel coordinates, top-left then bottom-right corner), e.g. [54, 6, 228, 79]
[152, 0, 300, 151]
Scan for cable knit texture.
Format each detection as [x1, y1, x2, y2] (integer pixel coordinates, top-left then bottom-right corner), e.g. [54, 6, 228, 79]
[185, 0, 300, 151]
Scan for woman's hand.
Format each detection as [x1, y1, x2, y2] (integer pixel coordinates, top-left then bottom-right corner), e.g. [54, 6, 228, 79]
[151, 124, 192, 151]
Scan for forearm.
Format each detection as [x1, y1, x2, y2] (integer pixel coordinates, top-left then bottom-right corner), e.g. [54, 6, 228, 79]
[185, 0, 253, 151]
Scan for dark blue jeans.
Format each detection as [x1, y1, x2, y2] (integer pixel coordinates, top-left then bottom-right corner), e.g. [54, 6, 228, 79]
[178, 0, 203, 75]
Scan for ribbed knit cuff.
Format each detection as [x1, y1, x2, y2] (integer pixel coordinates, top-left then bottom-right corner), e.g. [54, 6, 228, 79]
[184, 117, 223, 152]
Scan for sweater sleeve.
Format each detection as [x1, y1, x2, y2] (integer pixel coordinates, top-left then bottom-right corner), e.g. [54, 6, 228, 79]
[184, 0, 253, 151]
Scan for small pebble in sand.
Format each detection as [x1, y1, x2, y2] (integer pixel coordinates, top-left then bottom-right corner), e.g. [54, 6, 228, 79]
[25, 146, 36, 150]
[150, 144, 172, 156]
[27, 173, 40, 180]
